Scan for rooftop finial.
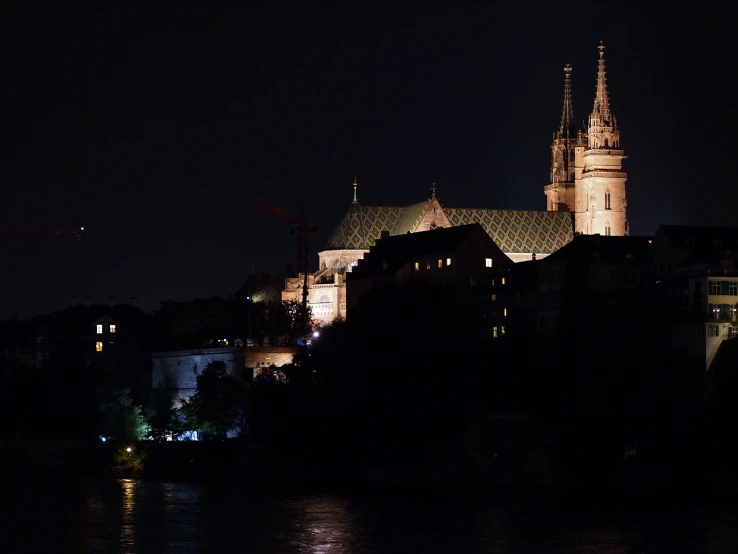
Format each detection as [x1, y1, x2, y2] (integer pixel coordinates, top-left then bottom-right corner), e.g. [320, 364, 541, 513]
[431, 182, 436, 200]
[559, 63, 575, 138]
[592, 41, 611, 123]
[352, 176, 358, 203]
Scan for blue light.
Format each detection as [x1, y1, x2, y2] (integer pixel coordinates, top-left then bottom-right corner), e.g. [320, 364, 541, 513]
[100, 436, 107, 442]
[313, 331, 320, 338]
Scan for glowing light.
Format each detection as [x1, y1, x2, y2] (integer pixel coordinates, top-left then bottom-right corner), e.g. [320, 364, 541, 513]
[313, 331, 320, 338]
[126, 447, 132, 453]
[80, 226, 85, 231]
[100, 436, 107, 442]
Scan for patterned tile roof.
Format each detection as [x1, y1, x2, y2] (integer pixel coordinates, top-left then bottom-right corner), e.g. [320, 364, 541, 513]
[324, 204, 404, 250]
[324, 200, 574, 254]
[444, 208, 574, 253]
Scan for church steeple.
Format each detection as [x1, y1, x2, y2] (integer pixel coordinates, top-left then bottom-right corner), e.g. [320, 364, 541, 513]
[591, 41, 612, 125]
[352, 176, 358, 203]
[576, 42, 628, 237]
[559, 64, 575, 139]
[587, 42, 620, 150]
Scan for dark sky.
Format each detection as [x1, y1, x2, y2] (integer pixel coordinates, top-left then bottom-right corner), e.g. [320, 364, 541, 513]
[2, 4, 734, 318]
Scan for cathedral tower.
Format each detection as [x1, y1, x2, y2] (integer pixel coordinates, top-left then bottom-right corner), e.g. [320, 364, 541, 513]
[574, 42, 628, 236]
[545, 64, 585, 213]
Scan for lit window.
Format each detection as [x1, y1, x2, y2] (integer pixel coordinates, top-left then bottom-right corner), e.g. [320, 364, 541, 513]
[491, 294, 496, 301]
[109, 324, 116, 334]
[96, 341, 103, 352]
[501, 277, 506, 285]
[414, 262, 419, 271]
[501, 326, 506, 336]
[493, 326, 498, 338]
[730, 282, 737, 295]
[485, 258, 492, 268]
[504, 308, 507, 317]
[426, 261, 431, 270]
[446, 258, 451, 267]
[437, 259, 443, 268]
[96, 324, 103, 334]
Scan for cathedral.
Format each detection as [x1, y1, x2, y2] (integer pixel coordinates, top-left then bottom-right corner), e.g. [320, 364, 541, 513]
[283, 43, 628, 325]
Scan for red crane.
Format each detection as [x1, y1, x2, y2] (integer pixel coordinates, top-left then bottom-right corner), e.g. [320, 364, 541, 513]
[255, 199, 319, 331]
[0, 226, 86, 242]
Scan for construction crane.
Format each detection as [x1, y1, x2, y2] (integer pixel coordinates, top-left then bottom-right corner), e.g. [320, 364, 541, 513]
[255, 199, 319, 332]
[0, 226, 86, 242]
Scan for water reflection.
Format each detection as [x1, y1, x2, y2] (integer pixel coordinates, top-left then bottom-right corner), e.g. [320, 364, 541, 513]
[119, 479, 137, 551]
[288, 495, 363, 553]
[1, 478, 735, 553]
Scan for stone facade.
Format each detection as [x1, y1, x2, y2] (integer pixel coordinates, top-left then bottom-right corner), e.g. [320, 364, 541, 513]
[151, 347, 246, 408]
[245, 345, 301, 379]
[546, 43, 628, 237]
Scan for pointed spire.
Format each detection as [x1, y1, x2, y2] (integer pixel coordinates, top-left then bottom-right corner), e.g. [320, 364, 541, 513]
[559, 64, 575, 138]
[592, 41, 612, 123]
[352, 176, 358, 203]
[431, 182, 436, 200]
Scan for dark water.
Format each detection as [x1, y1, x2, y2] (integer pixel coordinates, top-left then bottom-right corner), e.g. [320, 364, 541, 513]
[3, 478, 736, 553]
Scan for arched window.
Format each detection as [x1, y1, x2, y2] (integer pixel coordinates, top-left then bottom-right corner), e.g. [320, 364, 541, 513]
[605, 222, 611, 236]
[605, 191, 611, 210]
[604, 138, 609, 148]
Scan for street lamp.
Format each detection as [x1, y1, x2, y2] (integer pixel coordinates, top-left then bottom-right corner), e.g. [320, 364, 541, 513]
[247, 296, 253, 347]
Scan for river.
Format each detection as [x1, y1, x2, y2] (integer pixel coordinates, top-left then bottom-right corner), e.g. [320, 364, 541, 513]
[3, 477, 736, 553]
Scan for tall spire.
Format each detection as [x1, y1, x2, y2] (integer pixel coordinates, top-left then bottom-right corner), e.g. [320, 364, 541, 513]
[559, 64, 575, 138]
[592, 41, 612, 123]
[352, 176, 358, 203]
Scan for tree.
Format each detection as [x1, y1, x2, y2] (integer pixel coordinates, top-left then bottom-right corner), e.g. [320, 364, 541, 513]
[269, 299, 316, 344]
[98, 388, 150, 442]
[146, 387, 182, 441]
[180, 360, 249, 438]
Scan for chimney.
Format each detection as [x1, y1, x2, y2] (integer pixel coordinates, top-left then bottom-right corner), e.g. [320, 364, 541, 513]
[84, 296, 91, 307]
[108, 296, 115, 307]
[71, 296, 78, 306]
[130, 297, 139, 307]
[380, 230, 390, 240]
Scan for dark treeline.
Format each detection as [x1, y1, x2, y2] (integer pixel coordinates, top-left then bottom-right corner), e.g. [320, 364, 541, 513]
[2, 277, 734, 489]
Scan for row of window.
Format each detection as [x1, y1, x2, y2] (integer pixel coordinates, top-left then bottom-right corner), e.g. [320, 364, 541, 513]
[709, 280, 738, 296]
[411, 258, 496, 271]
[708, 303, 737, 320]
[492, 326, 506, 338]
[96, 324, 116, 334]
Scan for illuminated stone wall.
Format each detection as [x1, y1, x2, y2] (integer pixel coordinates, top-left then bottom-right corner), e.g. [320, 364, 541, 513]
[151, 347, 245, 408]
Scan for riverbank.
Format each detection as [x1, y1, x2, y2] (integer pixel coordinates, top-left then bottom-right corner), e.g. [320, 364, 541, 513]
[2, 439, 735, 503]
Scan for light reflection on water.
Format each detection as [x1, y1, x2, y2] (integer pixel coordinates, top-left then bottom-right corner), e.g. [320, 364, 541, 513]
[1, 478, 736, 553]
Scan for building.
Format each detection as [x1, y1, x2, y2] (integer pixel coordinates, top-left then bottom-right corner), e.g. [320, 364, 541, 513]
[652, 225, 738, 370]
[509, 234, 652, 340]
[283, 43, 630, 326]
[346, 224, 513, 313]
[246, 345, 302, 381]
[545, 43, 628, 237]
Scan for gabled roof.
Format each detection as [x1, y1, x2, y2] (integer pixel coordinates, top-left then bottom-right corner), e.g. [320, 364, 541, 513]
[657, 225, 738, 251]
[444, 208, 574, 253]
[324, 198, 574, 254]
[350, 224, 501, 278]
[542, 234, 653, 263]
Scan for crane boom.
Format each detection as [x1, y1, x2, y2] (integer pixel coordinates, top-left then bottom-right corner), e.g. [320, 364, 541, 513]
[255, 199, 319, 335]
[0, 227, 85, 242]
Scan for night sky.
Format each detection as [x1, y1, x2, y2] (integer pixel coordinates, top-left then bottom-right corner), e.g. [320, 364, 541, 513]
[2, 5, 733, 318]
